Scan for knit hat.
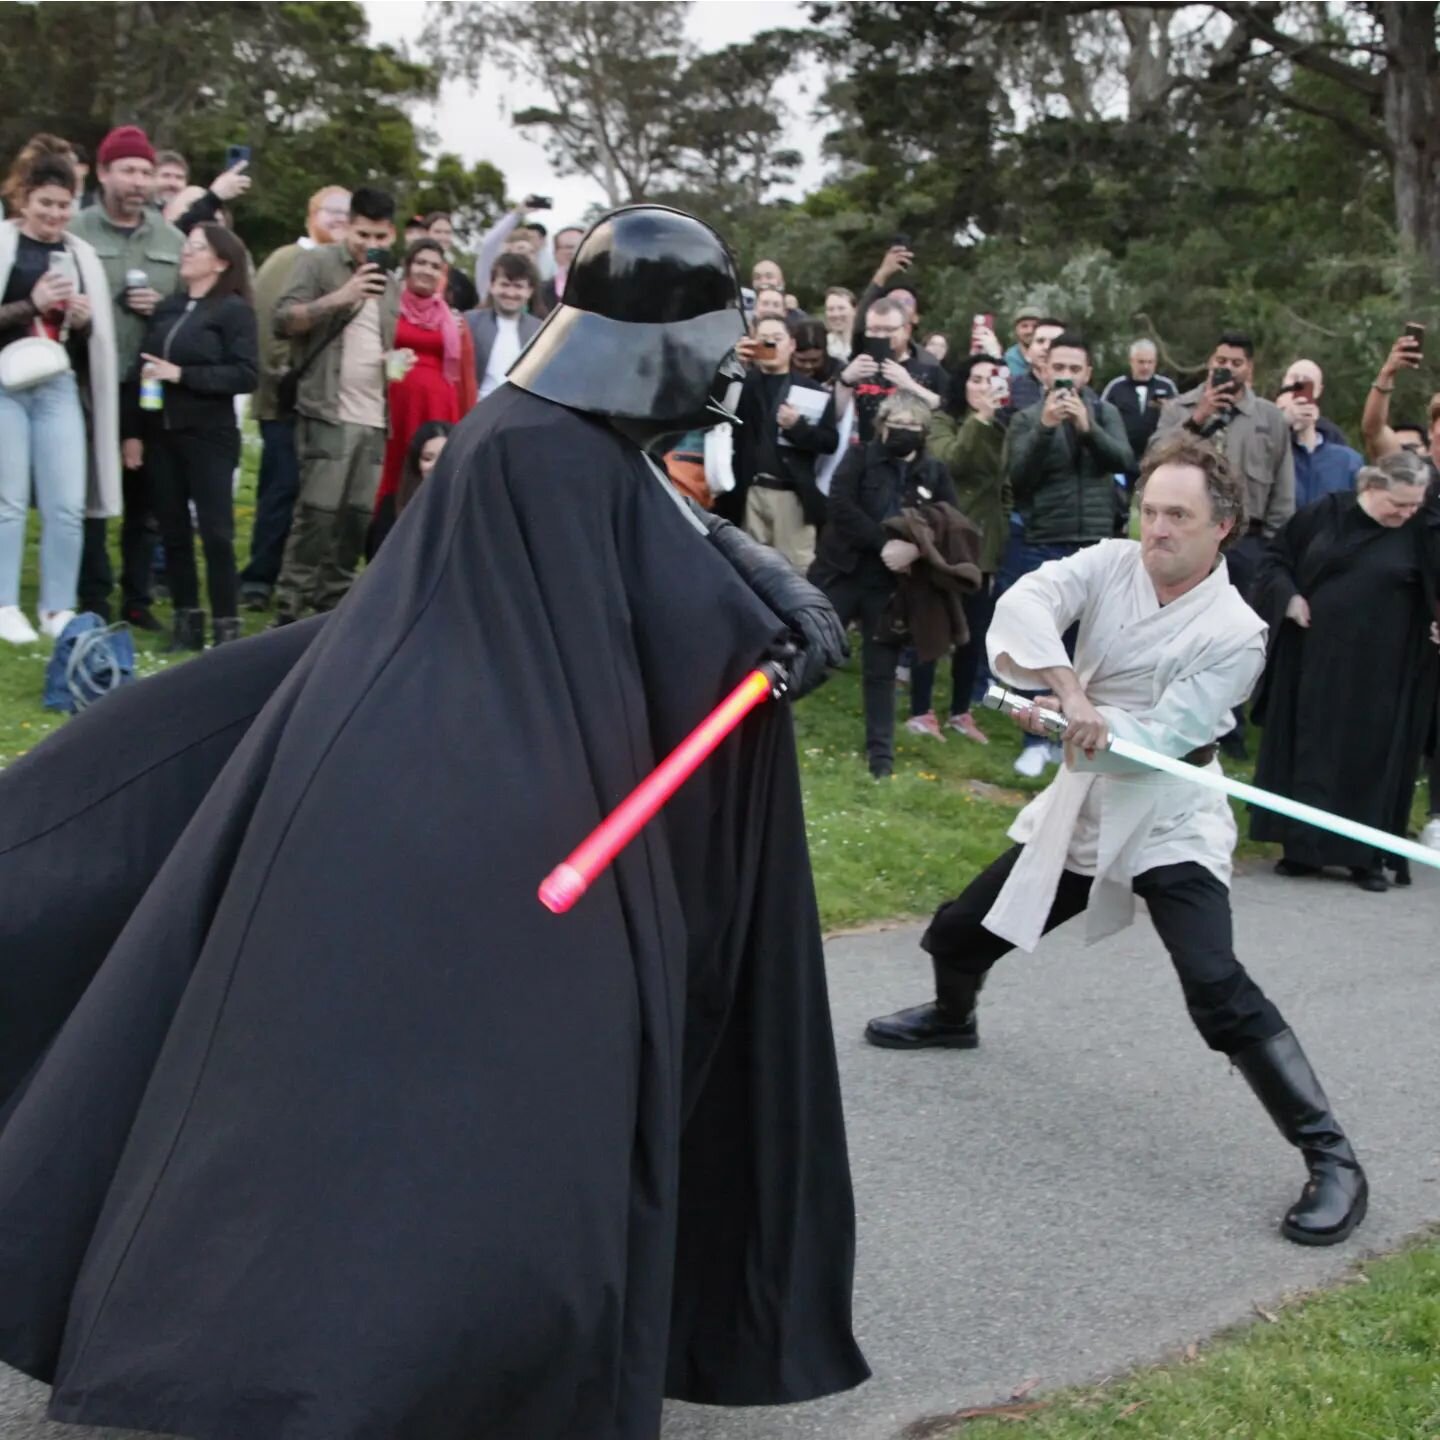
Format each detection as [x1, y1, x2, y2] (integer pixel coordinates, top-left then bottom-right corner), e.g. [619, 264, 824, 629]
[1013, 302, 1045, 324]
[96, 125, 156, 168]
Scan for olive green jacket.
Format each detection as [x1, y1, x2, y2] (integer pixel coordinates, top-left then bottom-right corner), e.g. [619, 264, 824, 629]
[928, 412, 1011, 573]
[68, 205, 184, 380]
[273, 242, 399, 425]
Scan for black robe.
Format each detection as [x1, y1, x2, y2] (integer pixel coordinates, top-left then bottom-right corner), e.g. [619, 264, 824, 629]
[1249, 490, 1440, 867]
[0, 385, 868, 1440]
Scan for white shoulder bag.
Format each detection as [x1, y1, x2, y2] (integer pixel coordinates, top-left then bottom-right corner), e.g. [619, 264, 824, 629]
[0, 313, 72, 391]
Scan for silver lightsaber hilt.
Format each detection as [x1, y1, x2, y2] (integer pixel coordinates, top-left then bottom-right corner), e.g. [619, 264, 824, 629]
[981, 682, 1070, 738]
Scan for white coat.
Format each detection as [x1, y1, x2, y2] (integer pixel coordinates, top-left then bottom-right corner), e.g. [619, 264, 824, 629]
[0, 219, 121, 518]
[984, 539, 1267, 953]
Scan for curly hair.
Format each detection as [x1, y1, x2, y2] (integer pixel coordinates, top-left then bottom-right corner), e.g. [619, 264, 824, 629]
[1137, 430, 1247, 547]
[2, 133, 77, 215]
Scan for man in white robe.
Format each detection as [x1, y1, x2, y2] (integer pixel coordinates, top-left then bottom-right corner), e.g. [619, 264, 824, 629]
[865, 432, 1368, 1248]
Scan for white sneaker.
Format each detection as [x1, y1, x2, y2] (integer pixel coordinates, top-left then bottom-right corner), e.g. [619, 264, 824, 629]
[1420, 817, 1440, 851]
[1013, 743, 1049, 779]
[39, 609, 75, 639]
[0, 605, 39, 645]
[1046, 741, 1067, 766]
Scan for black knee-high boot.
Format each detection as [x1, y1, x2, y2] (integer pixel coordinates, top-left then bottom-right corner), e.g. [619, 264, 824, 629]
[864, 971, 984, 1050]
[1232, 1029, 1368, 1246]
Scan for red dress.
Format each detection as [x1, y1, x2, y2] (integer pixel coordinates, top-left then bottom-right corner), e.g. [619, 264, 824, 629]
[376, 314, 464, 507]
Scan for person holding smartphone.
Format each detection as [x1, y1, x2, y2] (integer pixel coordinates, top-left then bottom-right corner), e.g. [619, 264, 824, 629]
[1275, 360, 1363, 508]
[838, 293, 944, 444]
[0, 142, 116, 645]
[270, 186, 400, 622]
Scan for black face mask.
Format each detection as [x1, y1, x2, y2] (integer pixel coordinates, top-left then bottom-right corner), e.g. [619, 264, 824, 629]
[882, 428, 924, 458]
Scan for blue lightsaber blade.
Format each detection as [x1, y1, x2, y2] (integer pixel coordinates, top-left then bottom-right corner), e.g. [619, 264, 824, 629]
[982, 684, 1440, 874]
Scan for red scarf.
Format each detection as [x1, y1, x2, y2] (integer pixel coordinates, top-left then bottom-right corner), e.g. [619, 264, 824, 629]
[400, 282, 461, 387]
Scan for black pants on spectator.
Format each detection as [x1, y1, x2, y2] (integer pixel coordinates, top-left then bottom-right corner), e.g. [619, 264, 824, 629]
[817, 572, 902, 773]
[241, 417, 300, 592]
[149, 427, 241, 618]
[921, 845, 1286, 1056]
[77, 464, 156, 620]
[911, 580, 998, 717]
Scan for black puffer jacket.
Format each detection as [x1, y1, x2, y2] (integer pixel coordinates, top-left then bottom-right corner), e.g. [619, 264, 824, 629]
[128, 291, 258, 438]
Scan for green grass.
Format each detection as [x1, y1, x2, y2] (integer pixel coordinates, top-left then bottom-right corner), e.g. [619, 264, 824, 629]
[937, 1234, 1440, 1439]
[1, 437, 1438, 1436]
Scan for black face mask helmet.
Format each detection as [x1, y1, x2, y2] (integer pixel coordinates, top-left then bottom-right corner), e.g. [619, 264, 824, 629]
[507, 204, 747, 445]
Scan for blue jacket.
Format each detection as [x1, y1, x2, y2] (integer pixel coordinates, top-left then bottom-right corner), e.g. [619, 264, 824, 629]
[1291, 434, 1362, 509]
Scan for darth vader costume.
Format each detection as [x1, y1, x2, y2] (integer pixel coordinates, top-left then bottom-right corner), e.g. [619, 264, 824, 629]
[0, 206, 868, 1439]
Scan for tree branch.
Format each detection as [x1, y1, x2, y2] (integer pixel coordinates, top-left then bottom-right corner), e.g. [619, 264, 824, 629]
[1258, 75, 1392, 157]
[1212, 3, 1384, 97]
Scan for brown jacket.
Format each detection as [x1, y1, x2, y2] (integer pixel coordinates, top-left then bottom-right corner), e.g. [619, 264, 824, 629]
[877, 503, 983, 662]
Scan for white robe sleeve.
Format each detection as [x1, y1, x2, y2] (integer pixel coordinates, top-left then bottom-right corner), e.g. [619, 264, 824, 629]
[987, 541, 1122, 688]
[1076, 636, 1267, 773]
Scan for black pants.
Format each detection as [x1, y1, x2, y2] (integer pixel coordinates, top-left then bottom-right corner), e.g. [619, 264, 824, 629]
[816, 572, 901, 772]
[911, 579, 997, 717]
[241, 417, 300, 591]
[77, 464, 156, 619]
[148, 427, 241, 618]
[922, 845, 1286, 1056]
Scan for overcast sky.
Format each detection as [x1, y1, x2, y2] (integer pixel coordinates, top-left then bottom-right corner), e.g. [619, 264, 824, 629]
[362, 0, 828, 226]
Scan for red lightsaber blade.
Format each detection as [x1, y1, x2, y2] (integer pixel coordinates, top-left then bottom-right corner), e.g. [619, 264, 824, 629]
[538, 662, 786, 914]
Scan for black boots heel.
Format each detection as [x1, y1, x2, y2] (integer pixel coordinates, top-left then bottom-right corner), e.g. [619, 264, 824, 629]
[167, 608, 207, 653]
[865, 974, 983, 1050]
[213, 616, 242, 646]
[1233, 1029, 1368, 1246]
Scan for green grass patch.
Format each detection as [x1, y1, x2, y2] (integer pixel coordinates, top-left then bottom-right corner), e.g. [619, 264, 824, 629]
[930, 1233, 1440, 1439]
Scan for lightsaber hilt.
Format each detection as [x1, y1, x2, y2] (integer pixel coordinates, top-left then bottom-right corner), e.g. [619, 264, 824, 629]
[982, 683, 1069, 738]
[537, 661, 787, 915]
[980, 684, 1440, 876]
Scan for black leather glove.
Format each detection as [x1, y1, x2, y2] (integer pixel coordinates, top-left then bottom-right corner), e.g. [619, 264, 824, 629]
[690, 503, 849, 699]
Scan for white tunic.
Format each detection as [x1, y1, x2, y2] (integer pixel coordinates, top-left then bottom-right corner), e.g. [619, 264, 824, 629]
[983, 540, 1267, 952]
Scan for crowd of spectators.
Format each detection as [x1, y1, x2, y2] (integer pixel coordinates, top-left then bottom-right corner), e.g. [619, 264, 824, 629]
[1, 123, 1436, 861]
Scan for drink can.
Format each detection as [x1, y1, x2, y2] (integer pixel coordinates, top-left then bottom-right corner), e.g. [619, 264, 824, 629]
[125, 268, 149, 291]
[139, 375, 164, 412]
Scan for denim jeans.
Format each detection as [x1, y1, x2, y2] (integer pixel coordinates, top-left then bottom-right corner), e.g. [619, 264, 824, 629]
[241, 417, 300, 591]
[994, 526, 1084, 749]
[0, 369, 86, 614]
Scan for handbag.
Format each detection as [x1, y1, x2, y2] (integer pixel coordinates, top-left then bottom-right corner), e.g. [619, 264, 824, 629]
[0, 315, 72, 392]
[276, 306, 356, 416]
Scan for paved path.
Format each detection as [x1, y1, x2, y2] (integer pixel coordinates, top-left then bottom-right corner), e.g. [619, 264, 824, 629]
[3, 867, 1437, 1439]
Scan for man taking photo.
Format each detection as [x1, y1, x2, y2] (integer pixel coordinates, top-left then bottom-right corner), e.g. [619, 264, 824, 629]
[839, 294, 945, 443]
[271, 186, 401, 622]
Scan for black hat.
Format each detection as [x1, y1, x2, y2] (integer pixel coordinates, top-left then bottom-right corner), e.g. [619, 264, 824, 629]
[508, 205, 746, 436]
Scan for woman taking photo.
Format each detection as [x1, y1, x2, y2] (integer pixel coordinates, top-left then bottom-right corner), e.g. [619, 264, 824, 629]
[809, 392, 958, 779]
[369, 238, 474, 556]
[1251, 451, 1440, 891]
[0, 141, 118, 645]
[905, 353, 1012, 743]
[134, 223, 258, 650]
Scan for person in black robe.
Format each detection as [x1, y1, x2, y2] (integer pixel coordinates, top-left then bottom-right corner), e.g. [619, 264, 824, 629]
[0, 205, 867, 1440]
[1250, 451, 1440, 890]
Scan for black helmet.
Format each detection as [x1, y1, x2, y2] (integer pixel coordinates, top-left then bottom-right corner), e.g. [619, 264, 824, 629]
[507, 205, 746, 439]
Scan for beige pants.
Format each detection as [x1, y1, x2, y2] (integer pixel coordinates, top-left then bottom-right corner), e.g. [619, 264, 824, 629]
[744, 485, 815, 572]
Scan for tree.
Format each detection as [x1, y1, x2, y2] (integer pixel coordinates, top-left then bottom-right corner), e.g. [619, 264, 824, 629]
[665, 32, 804, 217]
[0, 2, 460, 261]
[425, 1, 692, 207]
[1204, 3, 1440, 276]
[408, 153, 508, 244]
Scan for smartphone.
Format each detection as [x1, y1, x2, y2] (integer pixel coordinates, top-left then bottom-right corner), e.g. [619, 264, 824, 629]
[1052, 376, 1075, 392]
[1210, 366, 1233, 390]
[527, 195, 554, 211]
[225, 143, 251, 169]
[891, 233, 911, 249]
[988, 371, 1010, 401]
[47, 251, 78, 287]
[1404, 321, 1425, 347]
[760, 337, 778, 350]
[972, 312, 994, 333]
[1291, 378, 1316, 404]
[365, 247, 395, 271]
[862, 336, 892, 363]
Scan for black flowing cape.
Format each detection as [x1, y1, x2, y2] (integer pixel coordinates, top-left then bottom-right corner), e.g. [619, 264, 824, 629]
[0, 386, 868, 1440]
[1249, 490, 1440, 865]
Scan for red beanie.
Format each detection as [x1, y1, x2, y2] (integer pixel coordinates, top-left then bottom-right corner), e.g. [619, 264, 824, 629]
[96, 125, 156, 168]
